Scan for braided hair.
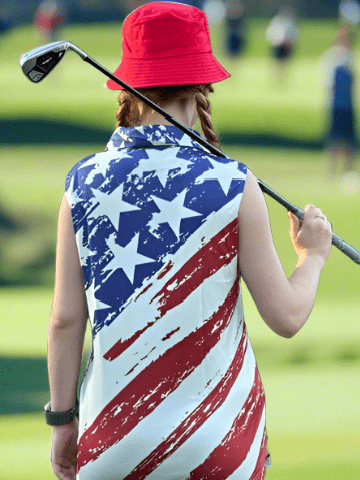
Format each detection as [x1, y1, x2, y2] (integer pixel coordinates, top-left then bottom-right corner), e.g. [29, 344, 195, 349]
[115, 84, 221, 151]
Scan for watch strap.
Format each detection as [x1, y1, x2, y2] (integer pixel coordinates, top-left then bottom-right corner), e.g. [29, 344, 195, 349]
[44, 398, 79, 426]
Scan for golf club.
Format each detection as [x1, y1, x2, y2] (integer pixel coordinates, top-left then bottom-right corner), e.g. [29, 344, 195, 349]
[19, 41, 360, 264]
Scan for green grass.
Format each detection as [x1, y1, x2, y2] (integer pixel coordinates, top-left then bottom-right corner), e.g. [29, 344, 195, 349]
[0, 287, 92, 357]
[0, 145, 95, 285]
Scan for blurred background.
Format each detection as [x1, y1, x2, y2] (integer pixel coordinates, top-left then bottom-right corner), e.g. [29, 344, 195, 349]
[0, 0, 359, 478]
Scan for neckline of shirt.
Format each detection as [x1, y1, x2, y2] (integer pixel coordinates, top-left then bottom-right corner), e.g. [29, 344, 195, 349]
[105, 125, 210, 153]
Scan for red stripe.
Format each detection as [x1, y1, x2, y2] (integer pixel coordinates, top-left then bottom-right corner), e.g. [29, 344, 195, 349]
[103, 219, 238, 362]
[103, 320, 156, 361]
[134, 282, 153, 301]
[249, 429, 268, 480]
[162, 326, 180, 341]
[150, 218, 238, 319]
[77, 279, 239, 472]
[124, 324, 248, 480]
[157, 260, 174, 279]
[188, 367, 266, 479]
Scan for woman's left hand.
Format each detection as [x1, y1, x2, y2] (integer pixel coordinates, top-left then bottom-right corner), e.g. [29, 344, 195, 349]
[50, 418, 78, 480]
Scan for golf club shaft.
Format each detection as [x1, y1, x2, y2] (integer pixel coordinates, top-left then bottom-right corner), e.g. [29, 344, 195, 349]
[80, 55, 360, 265]
[258, 182, 360, 262]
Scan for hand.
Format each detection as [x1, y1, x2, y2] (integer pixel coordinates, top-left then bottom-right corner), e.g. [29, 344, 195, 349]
[288, 205, 332, 263]
[50, 418, 78, 480]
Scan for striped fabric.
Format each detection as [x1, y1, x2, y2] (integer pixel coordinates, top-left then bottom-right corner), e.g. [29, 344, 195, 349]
[65, 125, 270, 479]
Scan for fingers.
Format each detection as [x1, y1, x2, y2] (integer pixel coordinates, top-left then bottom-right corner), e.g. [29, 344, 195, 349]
[304, 204, 332, 229]
[290, 205, 327, 223]
[288, 211, 301, 238]
[52, 461, 77, 480]
[304, 204, 320, 218]
[50, 425, 78, 480]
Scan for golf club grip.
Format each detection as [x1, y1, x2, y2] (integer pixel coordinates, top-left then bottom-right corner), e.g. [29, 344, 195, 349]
[331, 233, 360, 264]
[258, 179, 360, 264]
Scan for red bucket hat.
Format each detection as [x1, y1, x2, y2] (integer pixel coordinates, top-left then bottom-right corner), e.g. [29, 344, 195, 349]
[106, 2, 230, 90]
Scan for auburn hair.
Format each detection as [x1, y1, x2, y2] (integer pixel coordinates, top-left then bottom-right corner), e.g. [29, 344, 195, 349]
[115, 84, 221, 151]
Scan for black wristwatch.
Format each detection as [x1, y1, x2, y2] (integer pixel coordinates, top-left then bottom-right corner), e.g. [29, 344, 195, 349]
[44, 397, 79, 426]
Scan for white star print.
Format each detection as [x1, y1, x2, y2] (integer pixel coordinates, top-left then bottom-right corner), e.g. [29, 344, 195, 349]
[104, 233, 156, 284]
[89, 183, 140, 231]
[176, 132, 201, 149]
[86, 277, 111, 323]
[75, 226, 96, 267]
[147, 127, 178, 146]
[75, 225, 84, 245]
[195, 158, 246, 195]
[115, 129, 133, 144]
[79, 153, 109, 182]
[149, 189, 201, 239]
[105, 139, 115, 151]
[168, 157, 196, 181]
[131, 151, 194, 188]
[106, 128, 134, 150]
[66, 175, 84, 207]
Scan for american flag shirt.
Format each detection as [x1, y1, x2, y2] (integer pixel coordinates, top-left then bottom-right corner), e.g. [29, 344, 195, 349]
[65, 125, 271, 480]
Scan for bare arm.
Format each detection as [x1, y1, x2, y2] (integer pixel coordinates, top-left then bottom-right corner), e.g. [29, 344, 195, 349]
[48, 194, 88, 412]
[238, 170, 332, 338]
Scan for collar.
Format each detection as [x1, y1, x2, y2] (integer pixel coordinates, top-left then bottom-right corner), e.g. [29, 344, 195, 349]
[105, 125, 210, 152]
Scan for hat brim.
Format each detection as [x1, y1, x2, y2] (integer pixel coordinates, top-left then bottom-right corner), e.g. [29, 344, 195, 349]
[106, 52, 230, 90]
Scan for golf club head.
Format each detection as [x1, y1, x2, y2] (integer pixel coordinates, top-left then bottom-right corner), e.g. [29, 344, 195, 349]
[19, 41, 87, 83]
[19, 41, 70, 83]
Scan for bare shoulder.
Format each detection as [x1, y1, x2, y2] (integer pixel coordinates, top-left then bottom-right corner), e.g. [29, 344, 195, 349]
[238, 169, 269, 224]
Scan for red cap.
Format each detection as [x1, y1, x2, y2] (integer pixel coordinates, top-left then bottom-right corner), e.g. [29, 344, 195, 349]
[106, 2, 230, 90]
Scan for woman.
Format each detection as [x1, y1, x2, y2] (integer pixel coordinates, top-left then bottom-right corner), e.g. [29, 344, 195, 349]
[47, 3, 332, 480]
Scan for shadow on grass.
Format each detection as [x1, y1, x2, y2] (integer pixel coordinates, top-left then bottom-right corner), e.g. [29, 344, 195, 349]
[0, 119, 326, 149]
[0, 216, 55, 287]
[0, 202, 55, 286]
[0, 120, 109, 146]
[0, 353, 90, 415]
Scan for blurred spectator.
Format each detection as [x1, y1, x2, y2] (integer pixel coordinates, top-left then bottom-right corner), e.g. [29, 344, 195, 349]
[339, 0, 360, 27]
[224, 0, 246, 57]
[126, 0, 204, 12]
[34, 0, 64, 44]
[202, 0, 226, 26]
[322, 29, 357, 178]
[124, 0, 147, 12]
[266, 6, 297, 82]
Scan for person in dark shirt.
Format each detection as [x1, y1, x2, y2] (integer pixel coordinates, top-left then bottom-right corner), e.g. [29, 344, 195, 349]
[0, 6, 11, 38]
[324, 30, 357, 177]
[224, 0, 246, 57]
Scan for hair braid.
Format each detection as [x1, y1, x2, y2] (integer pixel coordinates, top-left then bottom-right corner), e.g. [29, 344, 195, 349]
[116, 91, 145, 128]
[116, 92, 131, 127]
[195, 85, 221, 151]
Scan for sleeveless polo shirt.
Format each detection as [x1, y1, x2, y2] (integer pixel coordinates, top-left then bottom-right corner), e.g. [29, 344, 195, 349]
[65, 125, 270, 479]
